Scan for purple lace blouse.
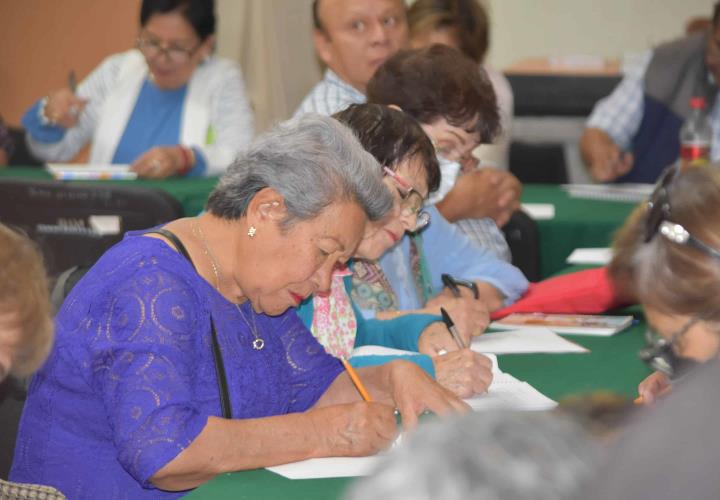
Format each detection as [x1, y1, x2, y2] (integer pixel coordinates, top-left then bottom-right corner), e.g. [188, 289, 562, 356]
[10, 231, 344, 499]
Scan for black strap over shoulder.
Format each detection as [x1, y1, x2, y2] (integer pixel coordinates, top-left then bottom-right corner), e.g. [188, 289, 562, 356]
[146, 228, 232, 419]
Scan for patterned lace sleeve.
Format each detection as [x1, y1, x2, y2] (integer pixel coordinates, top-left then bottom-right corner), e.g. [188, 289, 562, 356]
[272, 310, 344, 413]
[84, 266, 211, 486]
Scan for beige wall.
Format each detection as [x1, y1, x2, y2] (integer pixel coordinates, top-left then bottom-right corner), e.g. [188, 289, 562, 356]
[2, 0, 716, 133]
[485, 0, 714, 69]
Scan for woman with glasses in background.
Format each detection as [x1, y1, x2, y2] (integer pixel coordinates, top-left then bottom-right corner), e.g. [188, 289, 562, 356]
[609, 164, 720, 406]
[21, 0, 252, 178]
[297, 104, 522, 399]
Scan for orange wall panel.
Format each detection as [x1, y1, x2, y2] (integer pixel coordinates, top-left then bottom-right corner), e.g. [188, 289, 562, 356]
[0, 0, 142, 127]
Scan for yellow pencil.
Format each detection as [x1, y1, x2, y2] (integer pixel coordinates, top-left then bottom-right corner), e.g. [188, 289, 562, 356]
[341, 357, 373, 402]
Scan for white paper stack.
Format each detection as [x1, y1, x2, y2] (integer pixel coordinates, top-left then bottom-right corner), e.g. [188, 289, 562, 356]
[562, 183, 653, 203]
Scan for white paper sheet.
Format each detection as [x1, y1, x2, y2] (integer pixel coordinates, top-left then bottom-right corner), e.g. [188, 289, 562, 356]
[267, 456, 381, 479]
[265, 350, 558, 480]
[566, 247, 612, 265]
[465, 372, 558, 412]
[471, 328, 588, 354]
[88, 215, 121, 235]
[521, 203, 555, 220]
[46, 163, 136, 180]
[562, 183, 653, 203]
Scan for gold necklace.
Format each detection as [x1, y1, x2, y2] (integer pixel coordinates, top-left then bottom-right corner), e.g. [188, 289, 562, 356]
[193, 220, 265, 350]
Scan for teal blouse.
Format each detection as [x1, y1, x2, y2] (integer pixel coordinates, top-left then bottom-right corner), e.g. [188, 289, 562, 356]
[297, 270, 439, 377]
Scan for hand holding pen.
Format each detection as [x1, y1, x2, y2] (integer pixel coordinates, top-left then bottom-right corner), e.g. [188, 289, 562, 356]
[426, 291, 489, 341]
[441, 273, 479, 300]
[42, 69, 88, 129]
[440, 307, 467, 349]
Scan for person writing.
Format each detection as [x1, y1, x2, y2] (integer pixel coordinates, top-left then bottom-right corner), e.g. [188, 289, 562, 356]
[298, 103, 496, 399]
[21, 0, 253, 178]
[11, 114, 467, 499]
[609, 164, 720, 405]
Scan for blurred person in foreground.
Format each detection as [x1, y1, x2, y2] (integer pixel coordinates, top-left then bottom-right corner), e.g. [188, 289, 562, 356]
[0, 223, 63, 499]
[345, 410, 601, 500]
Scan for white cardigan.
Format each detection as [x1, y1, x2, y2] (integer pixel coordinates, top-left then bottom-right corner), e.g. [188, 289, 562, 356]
[27, 50, 254, 176]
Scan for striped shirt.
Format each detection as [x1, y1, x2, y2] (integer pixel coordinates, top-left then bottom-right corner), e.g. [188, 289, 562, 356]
[587, 50, 720, 160]
[294, 70, 366, 117]
[297, 70, 511, 262]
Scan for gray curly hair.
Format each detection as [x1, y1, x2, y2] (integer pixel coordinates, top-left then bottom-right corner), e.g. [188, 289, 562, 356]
[207, 113, 393, 228]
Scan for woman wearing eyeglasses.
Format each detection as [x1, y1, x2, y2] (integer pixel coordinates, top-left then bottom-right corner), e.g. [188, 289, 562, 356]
[296, 104, 524, 398]
[609, 164, 720, 406]
[21, 0, 252, 178]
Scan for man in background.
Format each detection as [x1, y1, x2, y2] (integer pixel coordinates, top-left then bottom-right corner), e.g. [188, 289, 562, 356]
[580, 1, 720, 183]
[296, 0, 521, 262]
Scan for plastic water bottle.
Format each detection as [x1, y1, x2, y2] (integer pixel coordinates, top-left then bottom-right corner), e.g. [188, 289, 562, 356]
[679, 96, 712, 168]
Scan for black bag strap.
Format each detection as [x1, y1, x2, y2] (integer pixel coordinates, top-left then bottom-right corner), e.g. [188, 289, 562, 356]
[146, 228, 232, 419]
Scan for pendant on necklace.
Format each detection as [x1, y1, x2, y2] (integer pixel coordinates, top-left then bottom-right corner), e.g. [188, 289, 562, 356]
[252, 338, 265, 350]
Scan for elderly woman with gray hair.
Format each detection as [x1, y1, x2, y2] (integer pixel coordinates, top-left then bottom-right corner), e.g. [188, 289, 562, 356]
[10, 114, 468, 499]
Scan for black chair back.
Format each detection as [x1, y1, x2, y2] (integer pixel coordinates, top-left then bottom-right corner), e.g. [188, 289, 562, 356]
[0, 178, 183, 278]
[509, 141, 569, 184]
[0, 378, 27, 479]
[502, 210, 542, 282]
[7, 127, 43, 167]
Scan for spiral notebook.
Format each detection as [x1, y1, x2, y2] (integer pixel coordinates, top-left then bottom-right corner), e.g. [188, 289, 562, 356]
[46, 163, 136, 180]
[561, 183, 653, 203]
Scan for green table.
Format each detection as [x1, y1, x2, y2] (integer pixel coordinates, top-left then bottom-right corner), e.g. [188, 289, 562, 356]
[521, 185, 638, 278]
[0, 167, 219, 216]
[186, 312, 651, 499]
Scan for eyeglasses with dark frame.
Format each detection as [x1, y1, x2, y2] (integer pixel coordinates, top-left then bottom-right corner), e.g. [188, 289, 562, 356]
[644, 164, 720, 261]
[639, 317, 699, 379]
[383, 166, 430, 232]
[136, 35, 202, 64]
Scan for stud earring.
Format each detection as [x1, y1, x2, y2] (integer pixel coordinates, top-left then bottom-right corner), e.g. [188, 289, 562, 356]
[247, 226, 257, 238]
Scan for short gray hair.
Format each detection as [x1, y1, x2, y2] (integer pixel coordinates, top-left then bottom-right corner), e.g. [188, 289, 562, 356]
[207, 114, 393, 226]
[345, 410, 601, 500]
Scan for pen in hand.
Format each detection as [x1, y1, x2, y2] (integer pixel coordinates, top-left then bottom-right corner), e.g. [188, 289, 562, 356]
[440, 307, 467, 349]
[68, 70, 77, 94]
[441, 273, 461, 298]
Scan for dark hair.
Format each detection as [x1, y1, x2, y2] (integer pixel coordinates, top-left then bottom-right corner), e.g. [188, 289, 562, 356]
[714, 1, 720, 27]
[407, 0, 489, 63]
[140, 0, 216, 40]
[366, 45, 500, 144]
[312, 0, 323, 32]
[333, 104, 441, 194]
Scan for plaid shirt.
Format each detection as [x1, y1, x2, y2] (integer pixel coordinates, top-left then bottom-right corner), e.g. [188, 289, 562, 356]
[294, 69, 366, 117]
[587, 50, 720, 160]
[455, 217, 512, 262]
[427, 156, 512, 262]
[295, 72, 511, 262]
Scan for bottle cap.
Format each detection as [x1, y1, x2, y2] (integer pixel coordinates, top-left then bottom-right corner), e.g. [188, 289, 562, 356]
[690, 96, 706, 109]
